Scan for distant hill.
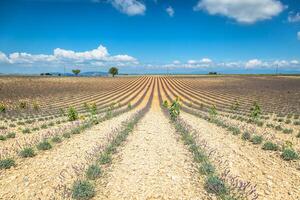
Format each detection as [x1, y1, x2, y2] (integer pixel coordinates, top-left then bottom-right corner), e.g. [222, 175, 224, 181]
[46, 71, 109, 77]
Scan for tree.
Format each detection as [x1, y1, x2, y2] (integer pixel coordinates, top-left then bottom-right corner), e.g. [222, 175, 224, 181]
[72, 69, 81, 76]
[109, 67, 118, 77]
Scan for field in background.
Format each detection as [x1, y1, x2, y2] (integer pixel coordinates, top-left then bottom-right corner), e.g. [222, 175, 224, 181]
[0, 75, 299, 199]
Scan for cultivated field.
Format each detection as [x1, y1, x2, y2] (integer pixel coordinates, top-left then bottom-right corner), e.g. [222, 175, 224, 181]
[0, 75, 299, 200]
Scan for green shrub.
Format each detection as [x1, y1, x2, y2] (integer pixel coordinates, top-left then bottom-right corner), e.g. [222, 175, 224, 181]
[72, 180, 95, 200]
[250, 102, 261, 121]
[37, 140, 52, 150]
[285, 119, 291, 124]
[294, 121, 300, 125]
[169, 97, 181, 121]
[209, 105, 217, 120]
[283, 128, 293, 134]
[251, 135, 263, 144]
[22, 128, 31, 134]
[71, 128, 81, 134]
[51, 136, 62, 143]
[86, 165, 101, 180]
[241, 132, 251, 141]
[68, 107, 79, 121]
[9, 123, 16, 127]
[6, 132, 16, 138]
[63, 132, 71, 138]
[19, 147, 35, 158]
[127, 102, 132, 109]
[199, 162, 215, 175]
[281, 149, 299, 161]
[99, 152, 112, 164]
[256, 121, 264, 127]
[275, 125, 282, 131]
[0, 158, 15, 169]
[205, 176, 227, 195]
[262, 141, 278, 151]
[228, 126, 240, 135]
[19, 101, 27, 109]
[0, 103, 6, 113]
[162, 100, 169, 108]
[277, 118, 284, 122]
[0, 135, 6, 141]
[32, 127, 40, 131]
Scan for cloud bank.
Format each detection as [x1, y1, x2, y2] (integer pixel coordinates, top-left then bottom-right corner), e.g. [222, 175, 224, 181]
[0, 45, 138, 68]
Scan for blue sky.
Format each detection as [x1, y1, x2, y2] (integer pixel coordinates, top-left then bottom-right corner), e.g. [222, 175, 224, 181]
[0, 0, 300, 74]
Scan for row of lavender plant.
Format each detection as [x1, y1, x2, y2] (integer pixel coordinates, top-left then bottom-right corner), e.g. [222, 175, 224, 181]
[0, 82, 153, 171]
[55, 83, 154, 199]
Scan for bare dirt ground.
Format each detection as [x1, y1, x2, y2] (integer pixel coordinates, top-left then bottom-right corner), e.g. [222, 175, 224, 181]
[94, 81, 208, 200]
[180, 112, 300, 200]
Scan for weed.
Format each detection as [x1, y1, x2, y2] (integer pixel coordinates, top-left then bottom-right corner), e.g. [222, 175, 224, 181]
[19, 147, 35, 158]
[205, 175, 227, 195]
[251, 135, 263, 144]
[36, 140, 52, 150]
[169, 97, 181, 121]
[241, 132, 251, 141]
[0, 135, 6, 141]
[0, 158, 15, 169]
[275, 125, 282, 131]
[19, 101, 27, 109]
[6, 132, 16, 138]
[86, 165, 101, 180]
[99, 152, 112, 164]
[51, 136, 62, 143]
[199, 162, 215, 175]
[22, 128, 31, 134]
[294, 121, 300, 125]
[72, 180, 95, 200]
[262, 141, 278, 151]
[162, 100, 169, 108]
[0, 103, 6, 113]
[227, 126, 240, 135]
[283, 128, 293, 134]
[285, 119, 291, 124]
[281, 148, 299, 161]
[250, 102, 261, 121]
[63, 132, 71, 138]
[68, 107, 79, 121]
[41, 124, 47, 129]
[209, 105, 217, 120]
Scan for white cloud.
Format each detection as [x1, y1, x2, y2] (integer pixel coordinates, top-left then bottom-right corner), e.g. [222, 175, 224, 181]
[173, 60, 180, 64]
[0, 44, 137, 67]
[0, 52, 10, 63]
[298, 32, 300, 40]
[245, 59, 263, 69]
[288, 12, 300, 23]
[166, 6, 174, 17]
[290, 60, 299, 64]
[194, 0, 285, 24]
[164, 58, 300, 70]
[110, 0, 146, 16]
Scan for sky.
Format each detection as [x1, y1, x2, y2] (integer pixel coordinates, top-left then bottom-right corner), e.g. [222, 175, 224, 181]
[0, 0, 300, 74]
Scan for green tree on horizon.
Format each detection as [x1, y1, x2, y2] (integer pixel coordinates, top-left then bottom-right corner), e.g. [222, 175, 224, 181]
[109, 67, 118, 77]
[72, 69, 81, 76]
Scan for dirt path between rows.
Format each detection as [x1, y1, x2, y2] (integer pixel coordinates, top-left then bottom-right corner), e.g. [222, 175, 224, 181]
[0, 82, 153, 199]
[181, 111, 300, 200]
[94, 80, 208, 200]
